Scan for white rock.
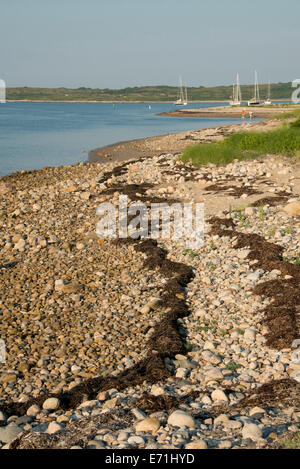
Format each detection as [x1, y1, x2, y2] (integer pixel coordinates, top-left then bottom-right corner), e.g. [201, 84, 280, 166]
[127, 436, 145, 445]
[214, 414, 229, 424]
[168, 410, 196, 429]
[0, 425, 22, 444]
[244, 328, 257, 341]
[47, 422, 63, 434]
[284, 202, 300, 216]
[201, 395, 212, 405]
[26, 405, 41, 417]
[185, 439, 207, 449]
[249, 407, 266, 419]
[54, 279, 65, 292]
[176, 368, 188, 379]
[218, 440, 232, 449]
[237, 249, 251, 260]
[78, 400, 98, 409]
[211, 389, 228, 402]
[202, 350, 221, 365]
[204, 368, 223, 382]
[15, 238, 26, 250]
[80, 192, 91, 201]
[150, 385, 165, 396]
[247, 272, 261, 281]
[131, 408, 147, 420]
[135, 417, 160, 433]
[223, 420, 242, 430]
[102, 398, 119, 409]
[290, 370, 300, 383]
[42, 397, 60, 411]
[87, 440, 106, 449]
[203, 341, 216, 351]
[242, 423, 263, 441]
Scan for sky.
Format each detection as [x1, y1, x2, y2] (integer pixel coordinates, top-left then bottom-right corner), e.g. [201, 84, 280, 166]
[0, 0, 299, 89]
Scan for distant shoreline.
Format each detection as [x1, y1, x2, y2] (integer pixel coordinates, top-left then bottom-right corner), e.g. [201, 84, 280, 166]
[6, 99, 291, 104]
[158, 104, 298, 119]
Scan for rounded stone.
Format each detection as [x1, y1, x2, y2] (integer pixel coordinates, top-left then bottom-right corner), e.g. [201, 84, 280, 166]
[135, 417, 160, 433]
[242, 423, 263, 441]
[47, 421, 63, 434]
[185, 439, 207, 449]
[284, 202, 300, 217]
[26, 404, 41, 417]
[167, 410, 196, 429]
[0, 425, 22, 444]
[42, 397, 60, 411]
[211, 389, 228, 402]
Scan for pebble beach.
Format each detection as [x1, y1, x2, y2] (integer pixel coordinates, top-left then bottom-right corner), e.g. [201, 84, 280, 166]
[0, 119, 299, 450]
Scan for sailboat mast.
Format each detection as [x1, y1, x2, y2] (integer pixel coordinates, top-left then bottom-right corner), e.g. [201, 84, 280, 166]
[254, 70, 260, 101]
[237, 73, 241, 102]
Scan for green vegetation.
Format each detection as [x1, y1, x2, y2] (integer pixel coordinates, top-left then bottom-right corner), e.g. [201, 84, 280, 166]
[225, 361, 241, 371]
[236, 208, 249, 225]
[266, 225, 277, 237]
[183, 248, 199, 259]
[6, 82, 295, 102]
[280, 226, 294, 235]
[280, 432, 300, 449]
[199, 326, 210, 332]
[181, 120, 300, 167]
[285, 254, 300, 265]
[259, 205, 266, 222]
[184, 343, 193, 352]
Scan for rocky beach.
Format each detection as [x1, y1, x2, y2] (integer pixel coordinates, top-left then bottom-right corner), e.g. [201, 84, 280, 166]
[0, 118, 299, 450]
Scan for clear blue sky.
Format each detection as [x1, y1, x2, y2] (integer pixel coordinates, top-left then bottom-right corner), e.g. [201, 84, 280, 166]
[0, 0, 299, 88]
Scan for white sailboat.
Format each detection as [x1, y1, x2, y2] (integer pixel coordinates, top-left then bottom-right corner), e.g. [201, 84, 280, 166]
[264, 81, 272, 105]
[230, 73, 242, 106]
[175, 76, 188, 106]
[248, 70, 262, 106]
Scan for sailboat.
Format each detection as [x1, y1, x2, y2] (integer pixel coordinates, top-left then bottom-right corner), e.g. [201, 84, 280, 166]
[174, 76, 188, 106]
[230, 73, 242, 106]
[248, 70, 262, 106]
[264, 81, 272, 105]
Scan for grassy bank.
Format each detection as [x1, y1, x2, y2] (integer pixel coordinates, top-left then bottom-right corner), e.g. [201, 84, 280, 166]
[181, 119, 300, 167]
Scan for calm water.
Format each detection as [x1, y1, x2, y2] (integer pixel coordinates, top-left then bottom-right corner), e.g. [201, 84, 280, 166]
[0, 101, 248, 176]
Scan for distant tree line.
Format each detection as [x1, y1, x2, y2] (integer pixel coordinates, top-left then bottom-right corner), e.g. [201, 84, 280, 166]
[6, 82, 293, 101]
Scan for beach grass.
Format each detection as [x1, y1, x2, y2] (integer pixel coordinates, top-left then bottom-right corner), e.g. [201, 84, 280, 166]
[181, 121, 300, 167]
[279, 432, 300, 449]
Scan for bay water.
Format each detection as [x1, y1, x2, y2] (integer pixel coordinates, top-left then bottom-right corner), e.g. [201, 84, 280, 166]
[0, 101, 247, 176]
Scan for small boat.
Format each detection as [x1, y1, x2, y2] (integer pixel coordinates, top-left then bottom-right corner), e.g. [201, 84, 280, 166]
[230, 73, 242, 106]
[264, 81, 272, 105]
[248, 70, 262, 106]
[175, 76, 188, 106]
